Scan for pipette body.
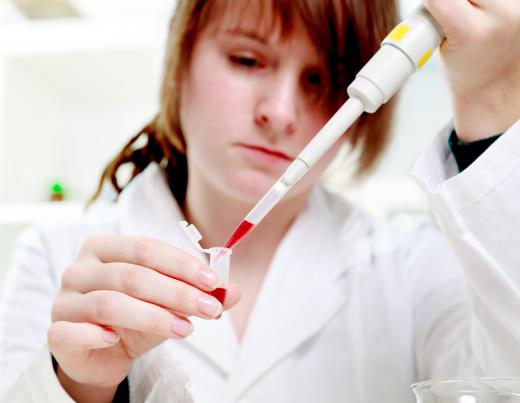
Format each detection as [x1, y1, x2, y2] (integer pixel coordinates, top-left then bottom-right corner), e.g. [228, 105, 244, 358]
[224, 6, 444, 249]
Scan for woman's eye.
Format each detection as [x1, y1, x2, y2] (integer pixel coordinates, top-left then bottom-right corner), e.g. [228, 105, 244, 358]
[306, 73, 322, 87]
[229, 55, 263, 68]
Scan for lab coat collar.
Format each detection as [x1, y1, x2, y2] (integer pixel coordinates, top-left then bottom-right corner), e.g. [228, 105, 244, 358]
[117, 164, 375, 399]
[222, 187, 374, 403]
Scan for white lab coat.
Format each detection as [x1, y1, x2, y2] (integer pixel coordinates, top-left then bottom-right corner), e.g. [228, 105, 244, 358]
[1, 122, 520, 403]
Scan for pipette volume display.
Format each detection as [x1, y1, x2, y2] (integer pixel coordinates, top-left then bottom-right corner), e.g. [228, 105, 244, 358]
[223, 6, 443, 250]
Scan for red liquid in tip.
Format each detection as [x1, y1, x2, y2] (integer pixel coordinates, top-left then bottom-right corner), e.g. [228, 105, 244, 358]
[224, 219, 255, 249]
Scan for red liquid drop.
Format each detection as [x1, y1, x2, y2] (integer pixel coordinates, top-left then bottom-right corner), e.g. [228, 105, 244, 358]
[224, 220, 255, 249]
[209, 288, 227, 320]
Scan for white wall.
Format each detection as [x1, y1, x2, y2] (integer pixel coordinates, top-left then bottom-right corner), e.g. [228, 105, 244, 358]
[0, 6, 173, 281]
[0, 17, 169, 202]
[0, 0, 452, 283]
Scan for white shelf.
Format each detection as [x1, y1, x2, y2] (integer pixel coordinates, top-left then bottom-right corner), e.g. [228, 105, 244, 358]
[0, 14, 168, 204]
[69, 0, 175, 19]
[0, 0, 175, 24]
[0, 202, 83, 226]
[0, 17, 167, 56]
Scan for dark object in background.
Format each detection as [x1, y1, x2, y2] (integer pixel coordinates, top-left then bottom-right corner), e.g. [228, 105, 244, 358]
[13, 0, 79, 19]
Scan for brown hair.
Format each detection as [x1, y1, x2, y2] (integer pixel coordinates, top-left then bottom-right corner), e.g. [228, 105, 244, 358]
[90, 0, 398, 205]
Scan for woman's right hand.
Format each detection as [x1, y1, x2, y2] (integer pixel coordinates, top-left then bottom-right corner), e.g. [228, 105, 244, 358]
[47, 235, 240, 402]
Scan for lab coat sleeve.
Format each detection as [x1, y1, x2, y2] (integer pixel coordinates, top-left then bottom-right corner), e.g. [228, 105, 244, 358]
[0, 346, 75, 403]
[0, 227, 58, 399]
[0, 222, 195, 402]
[411, 118, 520, 376]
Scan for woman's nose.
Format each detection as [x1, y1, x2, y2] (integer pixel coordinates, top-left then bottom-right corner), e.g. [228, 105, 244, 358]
[254, 74, 299, 137]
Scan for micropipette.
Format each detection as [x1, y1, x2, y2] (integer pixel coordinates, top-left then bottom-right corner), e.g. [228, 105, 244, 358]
[225, 6, 444, 249]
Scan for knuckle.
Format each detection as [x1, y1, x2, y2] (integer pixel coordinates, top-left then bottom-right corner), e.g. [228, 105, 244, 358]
[51, 297, 65, 321]
[133, 238, 154, 266]
[120, 269, 142, 296]
[171, 288, 191, 311]
[60, 262, 82, 290]
[179, 257, 198, 276]
[92, 293, 116, 322]
[174, 254, 201, 281]
[82, 235, 99, 252]
[146, 314, 168, 335]
[81, 235, 115, 257]
[47, 322, 65, 349]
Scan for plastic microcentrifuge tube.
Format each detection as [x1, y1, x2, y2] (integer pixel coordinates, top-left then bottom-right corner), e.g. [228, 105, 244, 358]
[179, 221, 232, 316]
[208, 247, 231, 312]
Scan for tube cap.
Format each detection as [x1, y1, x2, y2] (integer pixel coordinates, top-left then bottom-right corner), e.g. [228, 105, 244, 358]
[179, 221, 232, 287]
[179, 221, 207, 252]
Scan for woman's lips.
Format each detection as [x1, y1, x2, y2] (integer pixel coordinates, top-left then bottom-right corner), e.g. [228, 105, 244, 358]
[239, 144, 293, 163]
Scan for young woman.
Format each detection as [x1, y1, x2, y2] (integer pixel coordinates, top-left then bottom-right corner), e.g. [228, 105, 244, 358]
[1, 0, 520, 402]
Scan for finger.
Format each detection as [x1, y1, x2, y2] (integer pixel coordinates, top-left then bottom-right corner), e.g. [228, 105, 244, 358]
[55, 291, 194, 339]
[64, 262, 223, 319]
[48, 321, 120, 353]
[80, 235, 219, 291]
[221, 282, 241, 310]
[422, 0, 479, 35]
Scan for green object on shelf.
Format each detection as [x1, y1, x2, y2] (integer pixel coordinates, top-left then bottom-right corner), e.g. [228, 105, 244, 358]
[51, 183, 63, 194]
[50, 181, 65, 201]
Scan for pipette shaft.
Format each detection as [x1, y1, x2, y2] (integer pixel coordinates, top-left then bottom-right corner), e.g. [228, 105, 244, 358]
[225, 6, 444, 249]
[245, 96, 364, 225]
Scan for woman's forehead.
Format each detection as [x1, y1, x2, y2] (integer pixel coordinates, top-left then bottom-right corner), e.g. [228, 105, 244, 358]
[202, 0, 301, 43]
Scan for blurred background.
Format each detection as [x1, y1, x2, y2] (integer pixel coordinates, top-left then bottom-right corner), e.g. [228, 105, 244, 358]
[0, 0, 452, 283]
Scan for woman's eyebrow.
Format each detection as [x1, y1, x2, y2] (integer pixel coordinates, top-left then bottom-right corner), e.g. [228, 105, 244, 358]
[222, 28, 270, 44]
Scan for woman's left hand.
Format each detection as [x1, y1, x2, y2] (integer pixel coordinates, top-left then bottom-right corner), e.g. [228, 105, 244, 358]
[423, 0, 520, 141]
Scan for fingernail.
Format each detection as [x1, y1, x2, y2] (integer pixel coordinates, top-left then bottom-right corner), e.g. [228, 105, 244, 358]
[171, 317, 193, 337]
[198, 268, 219, 289]
[102, 330, 119, 344]
[197, 294, 223, 318]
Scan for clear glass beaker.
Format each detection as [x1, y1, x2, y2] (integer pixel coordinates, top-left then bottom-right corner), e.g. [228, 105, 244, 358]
[412, 378, 520, 403]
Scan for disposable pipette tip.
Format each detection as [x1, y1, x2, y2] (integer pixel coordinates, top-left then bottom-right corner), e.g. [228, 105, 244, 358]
[224, 219, 255, 249]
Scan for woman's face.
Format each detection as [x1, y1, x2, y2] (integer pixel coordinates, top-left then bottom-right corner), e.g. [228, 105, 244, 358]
[179, 9, 343, 205]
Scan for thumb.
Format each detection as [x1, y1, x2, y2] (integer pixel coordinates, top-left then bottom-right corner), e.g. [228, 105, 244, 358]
[48, 321, 120, 353]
